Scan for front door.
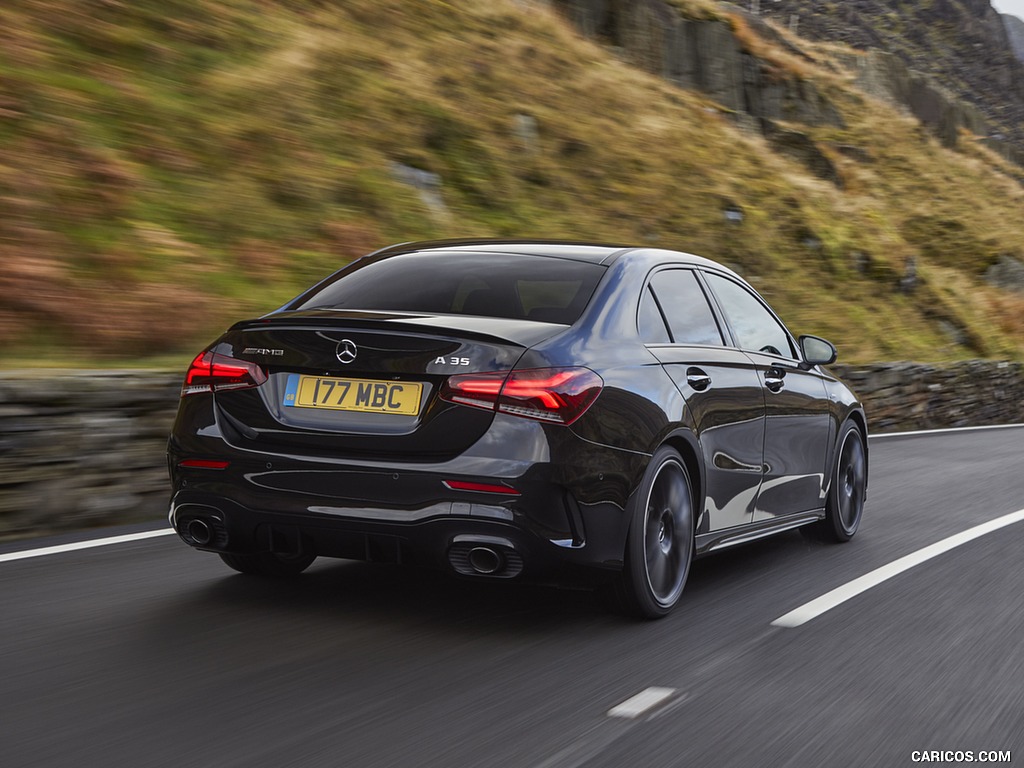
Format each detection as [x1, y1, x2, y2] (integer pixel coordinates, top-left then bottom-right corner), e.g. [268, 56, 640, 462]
[701, 272, 831, 520]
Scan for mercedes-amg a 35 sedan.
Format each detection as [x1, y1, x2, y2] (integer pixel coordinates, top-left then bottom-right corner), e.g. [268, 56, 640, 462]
[168, 239, 867, 618]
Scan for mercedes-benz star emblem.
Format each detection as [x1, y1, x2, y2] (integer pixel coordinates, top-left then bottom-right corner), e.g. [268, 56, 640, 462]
[336, 339, 358, 364]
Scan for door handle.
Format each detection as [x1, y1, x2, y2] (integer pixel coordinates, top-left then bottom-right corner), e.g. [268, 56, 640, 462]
[765, 366, 785, 393]
[686, 367, 712, 392]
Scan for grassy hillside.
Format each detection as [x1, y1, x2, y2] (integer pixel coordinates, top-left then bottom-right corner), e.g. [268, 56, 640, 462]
[1, 0, 1023, 367]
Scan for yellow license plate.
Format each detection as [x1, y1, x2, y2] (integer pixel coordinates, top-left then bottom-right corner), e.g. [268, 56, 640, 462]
[284, 374, 423, 415]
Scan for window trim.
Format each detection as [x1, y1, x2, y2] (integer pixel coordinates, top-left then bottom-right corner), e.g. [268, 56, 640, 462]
[637, 283, 672, 344]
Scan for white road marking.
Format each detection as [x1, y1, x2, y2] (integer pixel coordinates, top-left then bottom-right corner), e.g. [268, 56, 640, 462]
[0, 528, 176, 564]
[870, 423, 1024, 439]
[607, 687, 677, 718]
[772, 507, 1024, 628]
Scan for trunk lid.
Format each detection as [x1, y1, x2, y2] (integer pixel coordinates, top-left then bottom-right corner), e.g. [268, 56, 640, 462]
[210, 310, 566, 460]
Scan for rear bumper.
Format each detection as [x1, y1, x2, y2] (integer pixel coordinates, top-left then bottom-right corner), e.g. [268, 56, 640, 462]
[169, 488, 627, 584]
[168, 405, 647, 584]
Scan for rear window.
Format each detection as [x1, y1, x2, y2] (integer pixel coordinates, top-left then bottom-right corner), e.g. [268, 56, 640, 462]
[289, 250, 606, 324]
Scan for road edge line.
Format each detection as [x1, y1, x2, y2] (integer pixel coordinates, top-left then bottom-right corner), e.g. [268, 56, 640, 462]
[772, 507, 1024, 628]
[0, 528, 176, 564]
[870, 423, 1024, 439]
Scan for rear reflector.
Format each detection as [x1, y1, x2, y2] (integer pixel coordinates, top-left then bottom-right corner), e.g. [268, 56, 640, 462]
[443, 480, 520, 496]
[177, 459, 230, 470]
[182, 351, 268, 397]
[440, 367, 603, 425]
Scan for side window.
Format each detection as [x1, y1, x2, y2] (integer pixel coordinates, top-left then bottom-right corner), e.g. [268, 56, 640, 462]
[649, 270, 724, 346]
[638, 285, 671, 343]
[704, 273, 796, 359]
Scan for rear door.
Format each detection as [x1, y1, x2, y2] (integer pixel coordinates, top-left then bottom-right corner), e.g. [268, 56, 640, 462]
[642, 269, 766, 532]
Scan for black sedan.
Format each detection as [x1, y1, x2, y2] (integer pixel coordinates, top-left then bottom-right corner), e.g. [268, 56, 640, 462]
[168, 239, 867, 618]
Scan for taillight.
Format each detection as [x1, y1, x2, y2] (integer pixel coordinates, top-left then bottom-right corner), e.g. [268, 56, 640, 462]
[440, 367, 603, 425]
[440, 371, 506, 410]
[181, 351, 268, 397]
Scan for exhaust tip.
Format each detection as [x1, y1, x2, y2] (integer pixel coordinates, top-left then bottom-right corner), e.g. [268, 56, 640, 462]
[173, 505, 228, 549]
[448, 536, 524, 579]
[467, 546, 503, 575]
[186, 518, 213, 546]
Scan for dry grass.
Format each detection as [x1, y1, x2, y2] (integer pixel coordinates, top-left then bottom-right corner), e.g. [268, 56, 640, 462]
[727, 12, 818, 81]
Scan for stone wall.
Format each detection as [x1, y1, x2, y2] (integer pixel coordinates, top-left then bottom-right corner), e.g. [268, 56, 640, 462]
[832, 361, 1024, 433]
[1, 363, 1023, 540]
[0, 371, 180, 540]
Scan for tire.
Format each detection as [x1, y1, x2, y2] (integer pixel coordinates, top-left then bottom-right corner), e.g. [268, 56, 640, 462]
[614, 446, 695, 619]
[219, 550, 316, 577]
[810, 421, 866, 542]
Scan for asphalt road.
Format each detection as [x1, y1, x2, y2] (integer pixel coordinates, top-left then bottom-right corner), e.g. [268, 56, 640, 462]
[2, 427, 1023, 768]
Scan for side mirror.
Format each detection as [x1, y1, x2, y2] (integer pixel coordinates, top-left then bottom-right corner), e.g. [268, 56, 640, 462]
[799, 335, 837, 368]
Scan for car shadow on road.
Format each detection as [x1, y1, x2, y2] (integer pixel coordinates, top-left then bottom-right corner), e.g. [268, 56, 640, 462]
[147, 528, 825, 641]
[167, 556, 618, 634]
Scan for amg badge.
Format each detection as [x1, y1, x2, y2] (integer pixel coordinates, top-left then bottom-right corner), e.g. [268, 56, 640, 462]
[243, 347, 284, 356]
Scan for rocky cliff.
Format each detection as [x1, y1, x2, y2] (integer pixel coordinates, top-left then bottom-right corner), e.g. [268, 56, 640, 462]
[552, 0, 1013, 161]
[1005, 13, 1024, 63]
[755, 0, 1024, 156]
[552, 0, 846, 129]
